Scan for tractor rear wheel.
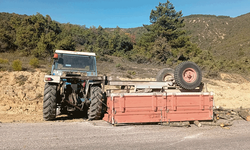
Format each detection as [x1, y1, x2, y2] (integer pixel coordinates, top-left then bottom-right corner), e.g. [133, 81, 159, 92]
[88, 86, 104, 120]
[174, 61, 202, 90]
[43, 83, 57, 121]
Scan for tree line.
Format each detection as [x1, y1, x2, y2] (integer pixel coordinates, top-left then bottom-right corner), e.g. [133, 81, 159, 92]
[0, 1, 202, 62]
[0, 12, 134, 58]
[3, 1, 243, 77]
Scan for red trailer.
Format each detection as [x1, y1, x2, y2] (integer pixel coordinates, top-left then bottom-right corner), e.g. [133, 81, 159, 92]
[103, 90, 214, 124]
[103, 62, 214, 124]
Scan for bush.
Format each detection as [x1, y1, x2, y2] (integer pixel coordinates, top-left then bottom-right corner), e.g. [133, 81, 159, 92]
[116, 63, 121, 68]
[29, 58, 39, 68]
[127, 70, 136, 76]
[0, 58, 9, 64]
[12, 59, 22, 71]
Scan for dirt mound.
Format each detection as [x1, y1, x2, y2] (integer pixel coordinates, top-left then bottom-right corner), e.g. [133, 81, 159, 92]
[0, 70, 250, 123]
[206, 73, 250, 108]
[0, 70, 45, 122]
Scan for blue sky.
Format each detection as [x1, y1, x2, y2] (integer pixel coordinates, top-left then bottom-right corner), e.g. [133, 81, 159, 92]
[0, 0, 249, 28]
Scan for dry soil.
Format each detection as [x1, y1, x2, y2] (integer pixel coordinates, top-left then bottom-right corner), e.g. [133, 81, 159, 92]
[0, 70, 250, 123]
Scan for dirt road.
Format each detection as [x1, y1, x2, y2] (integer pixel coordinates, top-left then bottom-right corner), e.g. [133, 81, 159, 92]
[0, 70, 250, 123]
[1, 120, 250, 149]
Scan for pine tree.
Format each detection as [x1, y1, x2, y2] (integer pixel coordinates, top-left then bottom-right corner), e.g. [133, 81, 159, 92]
[134, 0, 201, 63]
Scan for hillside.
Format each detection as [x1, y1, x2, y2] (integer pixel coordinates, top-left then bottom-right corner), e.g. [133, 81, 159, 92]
[1, 12, 250, 76]
[124, 13, 250, 62]
[183, 13, 250, 61]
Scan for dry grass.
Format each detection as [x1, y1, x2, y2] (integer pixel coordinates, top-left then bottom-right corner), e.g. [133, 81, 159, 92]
[0, 52, 52, 72]
[0, 52, 172, 79]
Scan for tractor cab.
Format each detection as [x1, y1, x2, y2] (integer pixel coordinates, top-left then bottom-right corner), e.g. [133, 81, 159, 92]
[51, 50, 97, 77]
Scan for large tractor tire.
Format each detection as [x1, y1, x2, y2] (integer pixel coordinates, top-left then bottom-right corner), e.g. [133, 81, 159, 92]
[156, 68, 174, 82]
[43, 83, 57, 121]
[174, 61, 202, 90]
[88, 86, 104, 120]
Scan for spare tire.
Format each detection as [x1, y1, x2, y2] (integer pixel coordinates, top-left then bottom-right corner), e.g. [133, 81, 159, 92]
[156, 68, 174, 82]
[174, 61, 202, 90]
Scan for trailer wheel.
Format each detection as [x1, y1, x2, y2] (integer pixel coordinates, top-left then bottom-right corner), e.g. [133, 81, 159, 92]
[43, 83, 57, 121]
[88, 86, 104, 120]
[174, 61, 202, 90]
[156, 68, 174, 82]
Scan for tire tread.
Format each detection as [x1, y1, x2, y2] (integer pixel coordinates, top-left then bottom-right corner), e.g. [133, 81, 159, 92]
[43, 83, 57, 121]
[174, 61, 202, 90]
[88, 86, 104, 120]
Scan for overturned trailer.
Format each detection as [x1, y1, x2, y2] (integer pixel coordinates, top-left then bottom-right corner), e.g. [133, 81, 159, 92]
[103, 91, 213, 124]
[102, 62, 214, 124]
[103, 81, 213, 124]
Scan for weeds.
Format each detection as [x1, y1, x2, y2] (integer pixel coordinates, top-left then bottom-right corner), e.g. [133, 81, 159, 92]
[116, 63, 121, 68]
[127, 70, 136, 76]
[15, 75, 28, 86]
[12, 59, 22, 71]
[98, 56, 114, 63]
[0, 58, 9, 64]
[29, 58, 39, 68]
[0, 58, 9, 72]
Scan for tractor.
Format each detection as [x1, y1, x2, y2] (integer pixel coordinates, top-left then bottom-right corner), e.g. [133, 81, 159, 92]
[43, 50, 105, 120]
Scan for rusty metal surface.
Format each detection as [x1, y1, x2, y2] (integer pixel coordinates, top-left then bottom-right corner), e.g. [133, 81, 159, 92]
[103, 92, 213, 124]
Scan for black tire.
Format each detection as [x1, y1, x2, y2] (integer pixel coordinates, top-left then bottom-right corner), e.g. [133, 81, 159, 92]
[88, 86, 104, 120]
[156, 68, 175, 82]
[43, 83, 57, 121]
[174, 61, 202, 90]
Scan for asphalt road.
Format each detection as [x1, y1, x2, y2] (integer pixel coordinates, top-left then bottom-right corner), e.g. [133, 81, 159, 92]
[1, 120, 250, 150]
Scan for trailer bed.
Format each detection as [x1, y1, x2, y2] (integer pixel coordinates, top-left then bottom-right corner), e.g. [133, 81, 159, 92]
[103, 92, 214, 124]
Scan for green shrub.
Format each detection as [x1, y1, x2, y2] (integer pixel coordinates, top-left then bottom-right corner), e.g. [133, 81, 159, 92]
[29, 58, 39, 68]
[116, 63, 121, 68]
[0, 58, 9, 64]
[0, 68, 7, 72]
[98, 56, 114, 62]
[12, 59, 22, 71]
[127, 70, 136, 76]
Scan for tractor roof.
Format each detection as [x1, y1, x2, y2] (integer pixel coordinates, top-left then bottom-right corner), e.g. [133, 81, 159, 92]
[55, 50, 96, 56]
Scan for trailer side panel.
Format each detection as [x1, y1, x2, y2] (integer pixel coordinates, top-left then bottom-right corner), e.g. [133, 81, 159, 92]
[103, 92, 213, 124]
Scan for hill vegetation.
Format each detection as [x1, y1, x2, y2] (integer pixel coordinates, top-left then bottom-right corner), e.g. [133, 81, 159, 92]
[0, 12, 133, 58]
[0, 1, 250, 77]
[184, 13, 250, 75]
[125, 13, 250, 76]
